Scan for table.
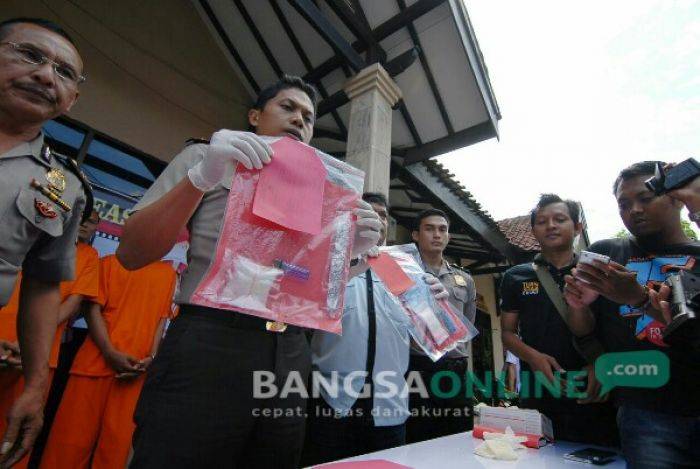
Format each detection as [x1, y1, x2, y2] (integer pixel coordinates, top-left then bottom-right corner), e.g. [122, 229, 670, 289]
[332, 431, 625, 468]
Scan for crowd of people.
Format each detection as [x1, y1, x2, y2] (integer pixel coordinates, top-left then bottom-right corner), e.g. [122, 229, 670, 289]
[0, 16, 698, 469]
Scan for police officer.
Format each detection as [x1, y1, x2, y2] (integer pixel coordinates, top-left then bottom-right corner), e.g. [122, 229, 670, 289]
[407, 208, 477, 443]
[0, 18, 90, 467]
[116, 75, 381, 468]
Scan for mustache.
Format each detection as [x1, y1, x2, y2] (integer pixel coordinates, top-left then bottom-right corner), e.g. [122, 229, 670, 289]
[14, 82, 57, 104]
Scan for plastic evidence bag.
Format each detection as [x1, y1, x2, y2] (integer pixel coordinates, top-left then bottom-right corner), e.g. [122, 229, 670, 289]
[191, 136, 364, 334]
[378, 244, 479, 361]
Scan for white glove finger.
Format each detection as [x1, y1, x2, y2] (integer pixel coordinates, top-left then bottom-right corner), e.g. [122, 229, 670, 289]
[232, 139, 263, 169]
[356, 199, 372, 210]
[240, 133, 273, 164]
[356, 217, 382, 230]
[227, 147, 253, 170]
[433, 291, 450, 301]
[367, 246, 380, 258]
[354, 207, 380, 218]
[423, 274, 439, 285]
[358, 229, 380, 239]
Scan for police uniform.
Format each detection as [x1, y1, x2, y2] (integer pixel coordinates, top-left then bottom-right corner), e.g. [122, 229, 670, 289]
[0, 134, 90, 305]
[129, 141, 311, 469]
[407, 258, 477, 443]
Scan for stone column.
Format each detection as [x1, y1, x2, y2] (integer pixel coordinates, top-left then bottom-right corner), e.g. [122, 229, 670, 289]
[343, 63, 402, 196]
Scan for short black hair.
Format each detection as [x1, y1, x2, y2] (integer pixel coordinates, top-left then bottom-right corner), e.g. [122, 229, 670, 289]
[362, 192, 389, 209]
[0, 18, 76, 47]
[612, 161, 665, 195]
[415, 208, 450, 230]
[529, 193, 580, 226]
[252, 75, 318, 111]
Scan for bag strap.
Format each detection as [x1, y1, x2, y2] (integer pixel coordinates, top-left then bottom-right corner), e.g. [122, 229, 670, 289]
[532, 259, 606, 364]
[532, 262, 569, 324]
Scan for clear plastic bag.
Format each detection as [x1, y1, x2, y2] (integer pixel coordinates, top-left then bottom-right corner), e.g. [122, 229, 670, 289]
[191, 137, 364, 333]
[378, 244, 479, 361]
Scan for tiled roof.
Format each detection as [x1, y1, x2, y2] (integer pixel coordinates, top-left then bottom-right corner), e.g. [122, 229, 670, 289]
[497, 215, 540, 252]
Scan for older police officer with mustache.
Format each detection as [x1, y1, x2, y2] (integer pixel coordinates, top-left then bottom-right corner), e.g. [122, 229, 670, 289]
[0, 18, 91, 467]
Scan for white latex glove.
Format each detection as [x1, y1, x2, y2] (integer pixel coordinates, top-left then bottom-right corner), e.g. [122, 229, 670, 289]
[424, 274, 449, 300]
[188, 130, 273, 191]
[474, 426, 527, 461]
[351, 199, 382, 257]
[366, 246, 380, 258]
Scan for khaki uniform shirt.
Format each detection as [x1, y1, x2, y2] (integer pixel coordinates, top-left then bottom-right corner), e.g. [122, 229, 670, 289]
[0, 134, 87, 305]
[414, 258, 476, 358]
[134, 143, 233, 305]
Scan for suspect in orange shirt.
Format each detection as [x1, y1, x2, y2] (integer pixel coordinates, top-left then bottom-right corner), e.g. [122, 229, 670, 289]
[40, 255, 177, 469]
[0, 210, 100, 469]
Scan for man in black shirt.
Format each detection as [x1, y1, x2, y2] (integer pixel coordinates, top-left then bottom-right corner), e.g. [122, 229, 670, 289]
[500, 194, 618, 445]
[565, 161, 700, 468]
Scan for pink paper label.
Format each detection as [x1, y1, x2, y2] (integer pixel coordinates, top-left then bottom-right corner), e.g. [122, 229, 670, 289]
[252, 137, 327, 235]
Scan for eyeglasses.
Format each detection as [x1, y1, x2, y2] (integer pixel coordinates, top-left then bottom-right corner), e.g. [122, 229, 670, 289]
[1, 42, 85, 85]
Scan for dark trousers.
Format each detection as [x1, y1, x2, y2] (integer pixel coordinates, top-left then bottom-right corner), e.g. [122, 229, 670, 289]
[130, 307, 311, 469]
[301, 397, 406, 466]
[521, 396, 619, 447]
[618, 405, 700, 468]
[406, 354, 473, 443]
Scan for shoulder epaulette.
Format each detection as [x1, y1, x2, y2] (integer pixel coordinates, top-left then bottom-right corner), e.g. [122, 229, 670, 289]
[451, 263, 471, 274]
[54, 152, 94, 223]
[185, 137, 210, 146]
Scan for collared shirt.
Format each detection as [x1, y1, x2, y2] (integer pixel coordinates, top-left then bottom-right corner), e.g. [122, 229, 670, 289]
[134, 143, 234, 305]
[414, 257, 476, 358]
[0, 134, 86, 305]
[311, 271, 411, 426]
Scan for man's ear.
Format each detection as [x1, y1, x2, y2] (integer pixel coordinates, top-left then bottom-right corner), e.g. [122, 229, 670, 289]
[668, 196, 684, 210]
[65, 90, 79, 113]
[411, 230, 419, 243]
[248, 108, 260, 128]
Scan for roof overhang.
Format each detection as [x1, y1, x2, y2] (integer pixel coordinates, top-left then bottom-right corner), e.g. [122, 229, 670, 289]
[193, 0, 500, 164]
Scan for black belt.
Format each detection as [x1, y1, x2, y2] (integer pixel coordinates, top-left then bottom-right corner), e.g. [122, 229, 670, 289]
[179, 304, 303, 334]
[410, 353, 469, 372]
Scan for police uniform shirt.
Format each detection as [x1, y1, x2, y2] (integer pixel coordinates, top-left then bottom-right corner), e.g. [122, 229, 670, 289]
[134, 143, 232, 305]
[0, 134, 87, 305]
[414, 258, 476, 358]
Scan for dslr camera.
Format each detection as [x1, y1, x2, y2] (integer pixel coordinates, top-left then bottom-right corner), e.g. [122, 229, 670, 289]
[645, 158, 700, 196]
[663, 270, 699, 339]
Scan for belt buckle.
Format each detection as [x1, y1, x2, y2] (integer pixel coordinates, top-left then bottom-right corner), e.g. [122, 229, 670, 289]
[266, 321, 287, 333]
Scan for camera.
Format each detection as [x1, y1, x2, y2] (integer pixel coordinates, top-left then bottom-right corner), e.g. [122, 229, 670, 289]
[645, 158, 700, 196]
[663, 270, 699, 339]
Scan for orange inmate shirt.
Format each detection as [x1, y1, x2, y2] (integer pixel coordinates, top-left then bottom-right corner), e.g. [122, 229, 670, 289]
[0, 242, 99, 368]
[69, 256, 177, 377]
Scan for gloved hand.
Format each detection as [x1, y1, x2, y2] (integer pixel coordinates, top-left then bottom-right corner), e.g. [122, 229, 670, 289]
[188, 130, 273, 191]
[424, 274, 449, 300]
[351, 199, 382, 257]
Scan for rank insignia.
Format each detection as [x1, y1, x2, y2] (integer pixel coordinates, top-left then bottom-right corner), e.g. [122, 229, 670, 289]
[454, 274, 467, 286]
[46, 168, 66, 194]
[35, 199, 57, 219]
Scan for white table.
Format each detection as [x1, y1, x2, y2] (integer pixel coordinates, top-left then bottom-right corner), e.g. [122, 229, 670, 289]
[334, 432, 625, 468]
